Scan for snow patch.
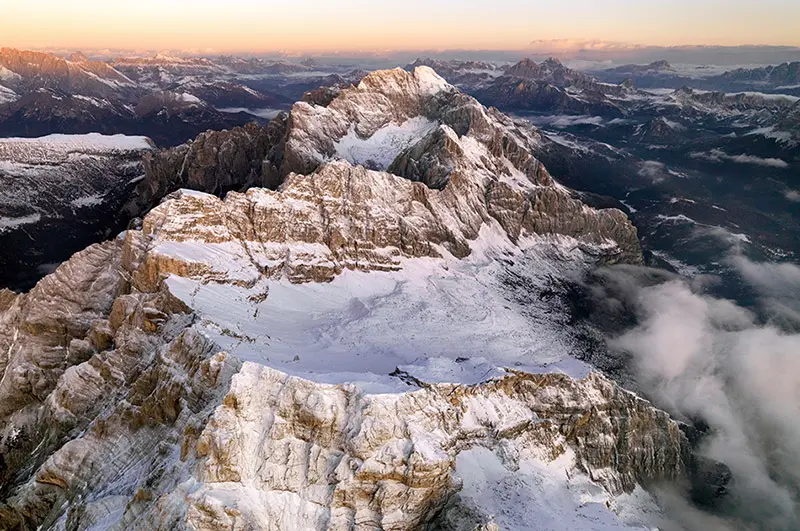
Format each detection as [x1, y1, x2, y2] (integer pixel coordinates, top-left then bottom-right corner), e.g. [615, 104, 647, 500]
[654, 214, 697, 225]
[333, 117, 438, 170]
[179, 92, 202, 104]
[0, 213, 41, 233]
[0, 133, 154, 153]
[412, 66, 452, 95]
[0, 65, 21, 82]
[453, 448, 655, 530]
[0, 84, 17, 104]
[660, 118, 685, 131]
[70, 194, 106, 208]
[163, 225, 599, 392]
[73, 95, 111, 108]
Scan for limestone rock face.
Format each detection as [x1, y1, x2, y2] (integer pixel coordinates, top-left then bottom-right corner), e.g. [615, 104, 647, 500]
[125, 116, 289, 219]
[0, 67, 673, 531]
[269, 66, 642, 265]
[144, 368, 686, 531]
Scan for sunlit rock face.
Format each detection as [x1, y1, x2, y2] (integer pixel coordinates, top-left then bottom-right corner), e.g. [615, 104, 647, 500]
[0, 67, 684, 531]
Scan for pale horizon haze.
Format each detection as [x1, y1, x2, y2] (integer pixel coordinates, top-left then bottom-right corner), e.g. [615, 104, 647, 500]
[2, 0, 800, 53]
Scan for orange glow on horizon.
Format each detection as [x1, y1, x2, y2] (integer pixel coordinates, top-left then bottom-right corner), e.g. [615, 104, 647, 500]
[2, 0, 799, 54]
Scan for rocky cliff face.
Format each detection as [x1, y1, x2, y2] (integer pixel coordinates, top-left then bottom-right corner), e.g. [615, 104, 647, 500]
[0, 67, 681, 530]
[275, 66, 641, 264]
[124, 116, 289, 219]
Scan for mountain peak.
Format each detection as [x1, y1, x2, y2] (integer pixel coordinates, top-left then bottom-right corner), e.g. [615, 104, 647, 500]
[505, 58, 539, 78]
[648, 59, 672, 70]
[68, 51, 90, 63]
[355, 66, 452, 97]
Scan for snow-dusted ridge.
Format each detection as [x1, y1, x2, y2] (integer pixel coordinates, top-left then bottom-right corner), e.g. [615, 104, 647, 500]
[0, 133, 154, 163]
[0, 132, 156, 289]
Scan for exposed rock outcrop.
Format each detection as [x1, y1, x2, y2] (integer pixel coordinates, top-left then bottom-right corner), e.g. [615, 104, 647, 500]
[125, 116, 289, 218]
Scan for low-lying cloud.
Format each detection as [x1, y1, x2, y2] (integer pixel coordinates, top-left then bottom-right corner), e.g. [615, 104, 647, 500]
[637, 160, 668, 181]
[785, 189, 800, 202]
[690, 149, 789, 169]
[528, 114, 606, 128]
[599, 257, 800, 529]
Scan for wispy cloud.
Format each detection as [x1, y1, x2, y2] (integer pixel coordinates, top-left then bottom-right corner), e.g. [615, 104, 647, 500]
[690, 149, 789, 169]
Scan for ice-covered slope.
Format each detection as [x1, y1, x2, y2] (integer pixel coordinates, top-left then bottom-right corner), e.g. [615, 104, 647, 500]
[0, 67, 693, 530]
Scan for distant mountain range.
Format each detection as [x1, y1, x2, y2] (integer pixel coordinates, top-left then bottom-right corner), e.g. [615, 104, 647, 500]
[404, 57, 800, 147]
[0, 48, 362, 147]
[2, 46, 797, 148]
[594, 59, 800, 94]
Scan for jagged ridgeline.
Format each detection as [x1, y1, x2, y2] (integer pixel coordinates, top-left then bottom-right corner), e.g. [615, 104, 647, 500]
[1, 67, 703, 530]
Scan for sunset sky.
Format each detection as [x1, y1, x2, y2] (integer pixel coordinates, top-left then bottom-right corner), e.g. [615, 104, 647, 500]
[3, 0, 800, 53]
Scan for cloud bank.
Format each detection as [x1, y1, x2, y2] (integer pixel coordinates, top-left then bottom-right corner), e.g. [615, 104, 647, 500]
[604, 257, 800, 529]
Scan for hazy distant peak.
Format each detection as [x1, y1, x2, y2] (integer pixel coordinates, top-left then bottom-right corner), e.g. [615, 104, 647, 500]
[648, 59, 672, 70]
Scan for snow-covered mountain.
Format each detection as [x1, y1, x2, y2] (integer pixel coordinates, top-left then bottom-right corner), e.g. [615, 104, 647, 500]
[0, 66, 714, 531]
[469, 58, 636, 118]
[0, 49, 299, 146]
[0, 133, 155, 290]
